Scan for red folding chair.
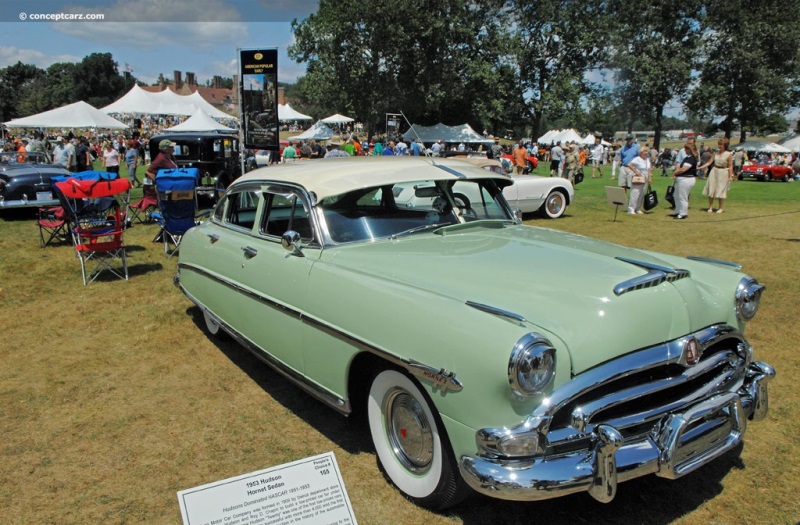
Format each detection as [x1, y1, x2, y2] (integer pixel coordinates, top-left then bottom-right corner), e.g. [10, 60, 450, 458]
[37, 205, 69, 248]
[127, 182, 158, 224]
[55, 177, 132, 285]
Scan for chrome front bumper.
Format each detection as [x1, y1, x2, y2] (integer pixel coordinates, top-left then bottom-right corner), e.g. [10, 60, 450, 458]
[460, 361, 774, 503]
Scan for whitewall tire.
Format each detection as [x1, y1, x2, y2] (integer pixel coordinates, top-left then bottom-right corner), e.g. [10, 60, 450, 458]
[367, 369, 467, 509]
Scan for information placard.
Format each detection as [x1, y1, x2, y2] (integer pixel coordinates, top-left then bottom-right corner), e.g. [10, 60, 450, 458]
[177, 452, 357, 525]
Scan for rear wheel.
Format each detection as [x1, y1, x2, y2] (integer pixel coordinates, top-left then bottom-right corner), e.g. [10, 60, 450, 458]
[539, 189, 568, 219]
[367, 369, 469, 509]
[525, 160, 534, 174]
[783, 173, 790, 182]
[203, 310, 226, 338]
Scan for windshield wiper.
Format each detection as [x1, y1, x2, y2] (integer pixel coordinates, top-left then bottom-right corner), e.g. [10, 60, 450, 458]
[389, 222, 451, 239]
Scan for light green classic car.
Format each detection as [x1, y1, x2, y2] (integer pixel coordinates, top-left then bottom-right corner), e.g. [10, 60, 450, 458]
[175, 156, 774, 509]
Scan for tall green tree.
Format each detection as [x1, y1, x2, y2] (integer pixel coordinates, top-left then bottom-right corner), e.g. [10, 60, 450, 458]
[74, 53, 133, 108]
[608, 0, 705, 149]
[289, 0, 507, 138]
[505, 0, 611, 139]
[688, 0, 800, 142]
[0, 62, 44, 121]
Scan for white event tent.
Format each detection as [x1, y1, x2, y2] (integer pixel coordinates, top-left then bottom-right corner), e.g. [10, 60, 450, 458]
[5, 100, 128, 129]
[164, 108, 236, 132]
[580, 133, 611, 146]
[279, 103, 313, 121]
[778, 133, 800, 152]
[289, 120, 334, 141]
[733, 140, 791, 154]
[101, 84, 233, 119]
[402, 123, 492, 144]
[549, 129, 583, 145]
[321, 113, 354, 125]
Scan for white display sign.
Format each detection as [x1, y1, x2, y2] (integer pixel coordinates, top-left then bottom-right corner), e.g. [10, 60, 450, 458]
[177, 452, 357, 525]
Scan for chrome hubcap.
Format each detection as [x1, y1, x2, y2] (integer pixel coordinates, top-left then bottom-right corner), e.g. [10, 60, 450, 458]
[385, 389, 433, 473]
[547, 194, 564, 214]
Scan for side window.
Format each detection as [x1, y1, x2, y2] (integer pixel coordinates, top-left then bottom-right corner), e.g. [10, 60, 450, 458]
[261, 192, 313, 241]
[222, 190, 261, 230]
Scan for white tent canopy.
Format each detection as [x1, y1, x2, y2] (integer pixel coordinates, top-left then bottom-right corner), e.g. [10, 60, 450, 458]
[321, 113, 354, 124]
[279, 103, 313, 121]
[778, 133, 800, 152]
[5, 100, 128, 129]
[402, 123, 493, 144]
[537, 130, 560, 144]
[580, 133, 611, 146]
[164, 108, 236, 132]
[101, 84, 234, 119]
[289, 120, 334, 141]
[549, 129, 583, 145]
[733, 140, 791, 154]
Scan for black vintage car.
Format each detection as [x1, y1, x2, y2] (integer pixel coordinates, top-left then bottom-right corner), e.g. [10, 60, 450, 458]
[148, 132, 243, 202]
[0, 152, 70, 209]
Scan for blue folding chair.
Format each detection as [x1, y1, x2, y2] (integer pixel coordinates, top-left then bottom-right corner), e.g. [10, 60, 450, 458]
[153, 168, 206, 257]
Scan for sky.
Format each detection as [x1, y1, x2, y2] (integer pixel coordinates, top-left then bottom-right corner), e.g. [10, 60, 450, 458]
[0, 0, 316, 86]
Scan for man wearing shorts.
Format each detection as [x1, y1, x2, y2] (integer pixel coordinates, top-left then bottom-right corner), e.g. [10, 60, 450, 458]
[618, 133, 639, 189]
[591, 137, 604, 178]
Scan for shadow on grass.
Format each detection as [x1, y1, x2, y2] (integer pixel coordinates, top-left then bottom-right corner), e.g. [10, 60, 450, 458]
[183, 304, 747, 522]
[185, 306, 373, 456]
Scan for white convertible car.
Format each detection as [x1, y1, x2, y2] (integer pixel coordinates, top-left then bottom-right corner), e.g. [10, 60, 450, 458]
[466, 158, 574, 219]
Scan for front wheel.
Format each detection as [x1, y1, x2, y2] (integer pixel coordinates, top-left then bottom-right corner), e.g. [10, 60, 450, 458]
[540, 189, 568, 219]
[763, 172, 772, 182]
[367, 369, 468, 509]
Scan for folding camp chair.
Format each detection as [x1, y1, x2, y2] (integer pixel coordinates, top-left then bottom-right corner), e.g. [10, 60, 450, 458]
[153, 168, 206, 257]
[36, 205, 69, 248]
[55, 176, 132, 285]
[128, 180, 158, 224]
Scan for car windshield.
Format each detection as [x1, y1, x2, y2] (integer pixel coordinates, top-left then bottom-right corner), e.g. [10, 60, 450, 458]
[319, 178, 511, 243]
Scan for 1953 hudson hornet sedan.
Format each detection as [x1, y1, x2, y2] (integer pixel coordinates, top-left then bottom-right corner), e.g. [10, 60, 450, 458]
[175, 157, 774, 509]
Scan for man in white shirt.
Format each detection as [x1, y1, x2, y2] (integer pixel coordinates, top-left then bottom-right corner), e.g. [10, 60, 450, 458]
[591, 138, 604, 178]
[549, 142, 564, 177]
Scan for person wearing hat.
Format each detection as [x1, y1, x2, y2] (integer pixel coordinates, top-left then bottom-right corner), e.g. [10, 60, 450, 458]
[489, 137, 503, 160]
[52, 136, 74, 169]
[145, 139, 178, 182]
[431, 139, 443, 157]
[618, 133, 639, 190]
[324, 139, 350, 158]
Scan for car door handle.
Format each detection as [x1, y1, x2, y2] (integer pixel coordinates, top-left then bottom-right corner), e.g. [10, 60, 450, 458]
[242, 246, 258, 259]
[206, 233, 219, 244]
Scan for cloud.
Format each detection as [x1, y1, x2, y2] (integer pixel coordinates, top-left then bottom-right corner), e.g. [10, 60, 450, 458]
[0, 46, 81, 68]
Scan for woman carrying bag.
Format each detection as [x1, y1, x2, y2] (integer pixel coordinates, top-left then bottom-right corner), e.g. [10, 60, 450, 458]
[627, 145, 653, 215]
[671, 143, 698, 219]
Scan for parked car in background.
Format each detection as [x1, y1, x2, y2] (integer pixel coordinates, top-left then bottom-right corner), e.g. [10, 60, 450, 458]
[148, 132, 243, 201]
[0, 152, 69, 209]
[500, 151, 539, 174]
[175, 156, 774, 510]
[739, 161, 794, 182]
[465, 157, 573, 218]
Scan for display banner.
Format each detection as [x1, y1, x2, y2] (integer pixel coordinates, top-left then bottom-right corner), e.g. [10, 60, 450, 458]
[240, 48, 279, 150]
[177, 451, 357, 525]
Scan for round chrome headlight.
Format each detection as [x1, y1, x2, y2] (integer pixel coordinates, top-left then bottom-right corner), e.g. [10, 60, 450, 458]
[509, 333, 556, 396]
[735, 276, 764, 321]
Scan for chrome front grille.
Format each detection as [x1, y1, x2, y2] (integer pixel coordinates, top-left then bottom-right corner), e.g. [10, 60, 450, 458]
[544, 325, 748, 453]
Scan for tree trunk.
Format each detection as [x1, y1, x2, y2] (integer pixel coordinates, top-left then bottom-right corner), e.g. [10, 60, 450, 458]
[653, 106, 663, 151]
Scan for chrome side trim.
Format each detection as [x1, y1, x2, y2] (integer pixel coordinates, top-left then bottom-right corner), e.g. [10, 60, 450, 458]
[613, 257, 691, 296]
[465, 301, 527, 323]
[176, 264, 463, 393]
[174, 273, 351, 416]
[686, 256, 743, 271]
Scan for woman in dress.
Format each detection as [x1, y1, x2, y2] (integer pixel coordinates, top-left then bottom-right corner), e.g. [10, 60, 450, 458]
[700, 138, 734, 213]
[627, 145, 653, 215]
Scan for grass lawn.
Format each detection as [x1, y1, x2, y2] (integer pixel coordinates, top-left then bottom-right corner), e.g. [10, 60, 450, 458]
[1, 161, 798, 524]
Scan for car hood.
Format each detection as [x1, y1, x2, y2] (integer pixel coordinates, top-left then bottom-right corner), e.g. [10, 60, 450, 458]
[321, 223, 735, 374]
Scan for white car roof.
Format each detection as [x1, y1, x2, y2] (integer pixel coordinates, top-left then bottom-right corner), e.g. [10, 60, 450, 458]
[233, 156, 512, 200]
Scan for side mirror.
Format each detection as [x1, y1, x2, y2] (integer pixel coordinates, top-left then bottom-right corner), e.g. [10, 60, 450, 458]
[513, 208, 522, 224]
[281, 230, 304, 256]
